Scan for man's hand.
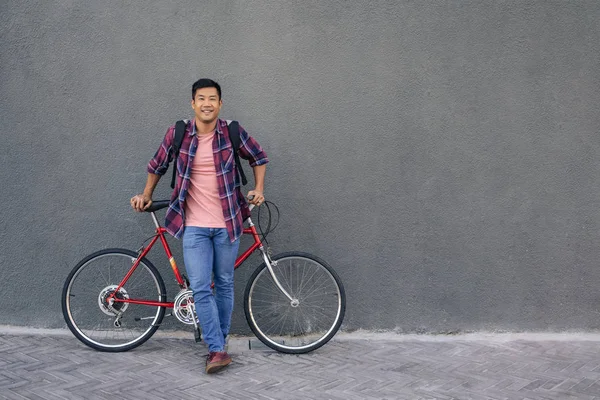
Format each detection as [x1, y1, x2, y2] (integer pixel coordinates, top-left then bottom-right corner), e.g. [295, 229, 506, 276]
[130, 194, 152, 212]
[247, 190, 265, 206]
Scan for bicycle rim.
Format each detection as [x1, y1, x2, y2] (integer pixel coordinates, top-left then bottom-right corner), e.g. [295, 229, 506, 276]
[62, 250, 166, 351]
[245, 252, 345, 353]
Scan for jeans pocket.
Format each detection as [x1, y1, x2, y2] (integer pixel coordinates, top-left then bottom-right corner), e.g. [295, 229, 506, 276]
[182, 227, 203, 248]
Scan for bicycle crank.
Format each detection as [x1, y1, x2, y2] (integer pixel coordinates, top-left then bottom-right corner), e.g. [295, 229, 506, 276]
[173, 289, 198, 325]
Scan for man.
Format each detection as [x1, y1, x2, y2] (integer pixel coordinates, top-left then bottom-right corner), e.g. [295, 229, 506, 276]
[131, 78, 268, 373]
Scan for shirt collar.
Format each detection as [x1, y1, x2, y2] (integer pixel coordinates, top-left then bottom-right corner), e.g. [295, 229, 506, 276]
[189, 118, 225, 136]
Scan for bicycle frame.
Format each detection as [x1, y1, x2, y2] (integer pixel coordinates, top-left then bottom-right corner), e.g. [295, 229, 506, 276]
[107, 208, 294, 308]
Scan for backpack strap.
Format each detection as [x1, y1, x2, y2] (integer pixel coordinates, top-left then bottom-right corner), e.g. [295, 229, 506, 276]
[228, 121, 248, 186]
[170, 119, 247, 189]
[170, 120, 187, 189]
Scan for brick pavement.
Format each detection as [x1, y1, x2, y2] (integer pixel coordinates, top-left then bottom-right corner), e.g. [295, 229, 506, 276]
[2, 327, 600, 399]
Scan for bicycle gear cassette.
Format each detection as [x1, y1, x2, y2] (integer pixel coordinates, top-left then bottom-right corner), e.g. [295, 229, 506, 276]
[98, 285, 130, 316]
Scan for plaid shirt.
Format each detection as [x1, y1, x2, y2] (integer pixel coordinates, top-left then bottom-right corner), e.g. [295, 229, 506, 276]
[147, 118, 269, 242]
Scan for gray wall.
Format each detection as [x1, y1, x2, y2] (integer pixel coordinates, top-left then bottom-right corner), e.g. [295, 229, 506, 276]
[2, 0, 600, 333]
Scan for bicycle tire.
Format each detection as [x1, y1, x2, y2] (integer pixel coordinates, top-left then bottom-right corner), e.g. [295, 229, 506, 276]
[244, 252, 346, 354]
[61, 248, 167, 352]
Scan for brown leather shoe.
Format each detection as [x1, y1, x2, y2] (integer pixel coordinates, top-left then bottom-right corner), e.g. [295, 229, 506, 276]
[205, 351, 232, 374]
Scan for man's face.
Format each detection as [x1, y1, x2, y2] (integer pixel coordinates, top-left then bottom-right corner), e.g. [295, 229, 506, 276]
[191, 87, 222, 124]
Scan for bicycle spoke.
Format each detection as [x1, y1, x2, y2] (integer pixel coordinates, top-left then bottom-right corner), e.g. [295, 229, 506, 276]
[299, 278, 334, 301]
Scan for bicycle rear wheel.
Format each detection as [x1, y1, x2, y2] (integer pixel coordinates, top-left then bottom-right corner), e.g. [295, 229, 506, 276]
[61, 249, 167, 352]
[244, 252, 345, 354]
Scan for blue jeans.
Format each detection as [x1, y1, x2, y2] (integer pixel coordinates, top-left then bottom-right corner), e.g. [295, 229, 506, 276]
[182, 227, 240, 352]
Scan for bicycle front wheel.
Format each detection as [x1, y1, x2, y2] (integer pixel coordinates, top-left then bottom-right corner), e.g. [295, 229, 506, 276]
[244, 252, 345, 354]
[61, 249, 167, 352]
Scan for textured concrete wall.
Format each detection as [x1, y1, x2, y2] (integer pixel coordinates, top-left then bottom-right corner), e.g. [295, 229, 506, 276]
[1, 1, 600, 334]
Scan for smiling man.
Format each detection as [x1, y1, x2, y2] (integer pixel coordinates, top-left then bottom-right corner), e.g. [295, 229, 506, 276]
[130, 78, 268, 373]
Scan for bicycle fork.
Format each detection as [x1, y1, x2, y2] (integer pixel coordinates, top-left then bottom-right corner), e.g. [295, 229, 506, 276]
[249, 220, 297, 306]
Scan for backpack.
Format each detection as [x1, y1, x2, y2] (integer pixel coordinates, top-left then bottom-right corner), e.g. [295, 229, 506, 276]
[170, 120, 248, 189]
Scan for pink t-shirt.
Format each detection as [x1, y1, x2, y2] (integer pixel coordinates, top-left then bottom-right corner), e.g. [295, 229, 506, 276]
[184, 132, 226, 228]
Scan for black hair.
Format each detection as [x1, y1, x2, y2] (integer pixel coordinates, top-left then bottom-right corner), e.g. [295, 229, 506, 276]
[192, 78, 222, 100]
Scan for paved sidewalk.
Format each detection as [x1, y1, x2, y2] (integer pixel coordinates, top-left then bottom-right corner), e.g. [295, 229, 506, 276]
[2, 327, 600, 399]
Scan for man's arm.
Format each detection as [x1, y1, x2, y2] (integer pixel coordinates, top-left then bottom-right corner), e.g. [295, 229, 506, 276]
[247, 164, 266, 206]
[131, 125, 177, 212]
[131, 173, 161, 211]
[236, 125, 268, 206]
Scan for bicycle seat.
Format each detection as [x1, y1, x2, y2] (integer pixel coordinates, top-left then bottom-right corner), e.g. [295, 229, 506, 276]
[145, 200, 170, 213]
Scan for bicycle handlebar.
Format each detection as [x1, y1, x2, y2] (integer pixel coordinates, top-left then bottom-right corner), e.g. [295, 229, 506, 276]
[146, 199, 256, 213]
[143, 200, 170, 213]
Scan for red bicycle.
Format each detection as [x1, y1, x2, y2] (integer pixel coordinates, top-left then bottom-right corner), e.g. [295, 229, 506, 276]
[61, 200, 345, 354]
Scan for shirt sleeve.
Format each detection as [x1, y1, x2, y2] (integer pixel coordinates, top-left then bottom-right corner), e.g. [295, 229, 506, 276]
[147, 125, 175, 175]
[237, 125, 269, 167]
